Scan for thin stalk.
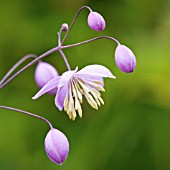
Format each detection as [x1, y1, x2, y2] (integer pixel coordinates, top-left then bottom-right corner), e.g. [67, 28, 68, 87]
[59, 50, 71, 71]
[62, 36, 120, 49]
[0, 54, 37, 86]
[0, 105, 53, 129]
[0, 46, 59, 90]
[61, 6, 92, 45]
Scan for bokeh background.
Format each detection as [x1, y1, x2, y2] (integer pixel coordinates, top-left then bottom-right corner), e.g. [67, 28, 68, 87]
[0, 0, 170, 170]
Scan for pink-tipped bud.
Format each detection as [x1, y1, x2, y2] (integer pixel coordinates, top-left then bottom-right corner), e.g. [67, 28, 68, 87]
[35, 62, 58, 94]
[45, 128, 69, 165]
[62, 23, 68, 31]
[88, 11, 106, 31]
[115, 44, 136, 73]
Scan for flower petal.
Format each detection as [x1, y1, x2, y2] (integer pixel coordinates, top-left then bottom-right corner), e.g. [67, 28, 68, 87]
[75, 74, 104, 88]
[76, 65, 116, 79]
[58, 68, 77, 87]
[32, 77, 60, 99]
[55, 83, 69, 111]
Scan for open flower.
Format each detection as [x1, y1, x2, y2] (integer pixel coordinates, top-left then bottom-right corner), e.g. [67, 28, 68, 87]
[32, 65, 115, 120]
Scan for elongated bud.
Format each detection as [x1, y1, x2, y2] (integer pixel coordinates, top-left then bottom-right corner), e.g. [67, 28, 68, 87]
[35, 62, 58, 94]
[88, 11, 106, 31]
[115, 44, 136, 73]
[61, 23, 68, 31]
[45, 128, 69, 165]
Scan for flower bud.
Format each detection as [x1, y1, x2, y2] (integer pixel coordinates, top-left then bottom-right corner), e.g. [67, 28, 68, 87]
[35, 62, 58, 94]
[45, 128, 69, 165]
[115, 44, 136, 73]
[88, 11, 106, 31]
[62, 23, 68, 31]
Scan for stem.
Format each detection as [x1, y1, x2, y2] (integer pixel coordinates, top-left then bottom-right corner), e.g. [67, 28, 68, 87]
[58, 31, 62, 46]
[61, 6, 92, 45]
[59, 50, 71, 71]
[0, 105, 53, 129]
[0, 54, 37, 86]
[0, 46, 59, 90]
[62, 36, 120, 49]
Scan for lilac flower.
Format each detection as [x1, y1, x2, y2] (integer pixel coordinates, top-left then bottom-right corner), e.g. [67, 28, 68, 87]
[115, 44, 136, 73]
[32, 65, 115, 120]
[88, 11, 106, 31]
[35, 61, 59, 95]
[45, 128, 69, 165]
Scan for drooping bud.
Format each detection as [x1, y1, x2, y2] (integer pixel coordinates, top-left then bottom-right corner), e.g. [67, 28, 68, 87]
[35, 62, 58, 94]
[88, 11, 106, 31]
[45, 128, 69, 165]
[115, 44, 136, 73]
[61, 23, 68, 31]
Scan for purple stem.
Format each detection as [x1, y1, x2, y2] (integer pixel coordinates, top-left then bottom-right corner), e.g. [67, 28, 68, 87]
[0, 105, 53, 129]
[62, 36, 120, 49]
[61, 6, 92, 45]
[0, 46, 59, 90]
[59, 50, 71, 71]
[0, 54, 37, 86]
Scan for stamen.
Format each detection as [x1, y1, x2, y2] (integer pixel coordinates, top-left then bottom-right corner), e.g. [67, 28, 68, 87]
[77, 79, 90, 92]
[98, 95, 104, 105]
[84, 91, 98, 110]
[64, 96, 68, 111]
[87, 81, 105, 91]
[91, 88, 101, 96]
[71, 81, 83, 117]
[73, 79, 83, 103]
[92, 80, 104, 85]
[90, 90, 101, 106]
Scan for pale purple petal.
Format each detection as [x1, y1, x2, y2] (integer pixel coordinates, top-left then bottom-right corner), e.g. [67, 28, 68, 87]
[115, 44, 136, 73]
[45, 128, 69, 165]
[34, 62, 59, 95]
[32, 77, 60, 99]
[75, 74, 104, 88]
[35, 62, 59, 88]
[55, 83, 69, 111]
[58, 67, 77, 87]
[76, 65, 116, 79]
[88, 12, 106, 31]
[54, 68, 77, 110]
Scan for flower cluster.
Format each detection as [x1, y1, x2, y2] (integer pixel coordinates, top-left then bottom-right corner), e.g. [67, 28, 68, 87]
[0, 6, 136, 166]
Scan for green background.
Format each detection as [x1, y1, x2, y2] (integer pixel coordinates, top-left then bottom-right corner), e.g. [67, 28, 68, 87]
[0, 0, 170, 170]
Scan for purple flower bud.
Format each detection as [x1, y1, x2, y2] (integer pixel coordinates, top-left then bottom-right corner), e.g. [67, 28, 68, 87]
[45, 128, 69, 165]
[115, 44, 136, 73]
[88, 11, 106, 31]
[62, 23, 68, 31]
[35, 62, 58, 94]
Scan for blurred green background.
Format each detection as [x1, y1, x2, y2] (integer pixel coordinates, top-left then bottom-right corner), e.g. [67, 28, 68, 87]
[0, 0, 170, 170]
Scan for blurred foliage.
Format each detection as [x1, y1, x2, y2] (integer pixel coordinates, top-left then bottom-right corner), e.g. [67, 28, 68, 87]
[0, 0, 170, 170]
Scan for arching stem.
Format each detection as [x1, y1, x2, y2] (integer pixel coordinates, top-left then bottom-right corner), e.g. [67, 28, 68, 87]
[62, 36, 120, 49]
[61, 6, 92, 45]
[0, 105, 53, 129]
[0, 46, 59, 90]
[0, 54, 37, 86]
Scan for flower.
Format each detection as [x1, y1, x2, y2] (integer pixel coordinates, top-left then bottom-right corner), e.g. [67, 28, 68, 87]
[115, 44, 136, 73]
[33, 65, 115, 120]
[88, 11, 106, 31]
[45, 128, 69, 165]
[34, 61, 59, 95]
